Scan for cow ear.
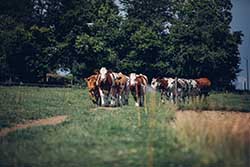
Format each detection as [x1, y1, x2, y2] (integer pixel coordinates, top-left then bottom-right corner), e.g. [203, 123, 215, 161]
[84, 78, 88, 82]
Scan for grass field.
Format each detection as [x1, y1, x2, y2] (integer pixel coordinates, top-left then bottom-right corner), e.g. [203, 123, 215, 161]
[178, 92, 250, 112]
[0, 86, 250, 167]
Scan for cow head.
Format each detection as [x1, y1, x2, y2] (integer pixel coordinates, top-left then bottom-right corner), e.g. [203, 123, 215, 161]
[129, 73, 137, 86]
[151, 78, 159, 89]
[189, 79, 198, 89]
[166, 78, 175, 90]
[85, 75, 98, 91]
[99, 67, 108, 82]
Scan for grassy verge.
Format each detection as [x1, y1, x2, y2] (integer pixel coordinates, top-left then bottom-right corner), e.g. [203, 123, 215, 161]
[178, 93, 250, 112]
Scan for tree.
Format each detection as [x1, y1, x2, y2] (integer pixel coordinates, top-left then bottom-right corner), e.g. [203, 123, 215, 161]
[0, 1, 33, 82]
[0, 0, 243, 89]
[168, 0, 242, 89]
[75, 2, 121, 77]
[119, 0, 173, 78]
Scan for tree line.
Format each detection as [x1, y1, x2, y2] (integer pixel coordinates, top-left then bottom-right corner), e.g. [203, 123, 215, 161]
[0, 0, 243, 90]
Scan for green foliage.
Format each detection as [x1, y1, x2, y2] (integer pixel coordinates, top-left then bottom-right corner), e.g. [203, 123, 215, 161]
[27, 25, 57, 80]
[169, 0, 242, 89]
[74, 2, 121, 75]
[0, 0, 243, 89]
[0, 16, 32, 81]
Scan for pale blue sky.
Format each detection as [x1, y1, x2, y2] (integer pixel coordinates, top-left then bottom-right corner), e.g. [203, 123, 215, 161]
[231, 0, 250, 79]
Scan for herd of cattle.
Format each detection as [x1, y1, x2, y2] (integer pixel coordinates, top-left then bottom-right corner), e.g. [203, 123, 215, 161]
[85, 67, 211, 107]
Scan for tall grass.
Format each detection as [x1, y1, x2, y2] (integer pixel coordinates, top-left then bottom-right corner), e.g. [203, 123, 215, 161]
[173, 111, 250, 167]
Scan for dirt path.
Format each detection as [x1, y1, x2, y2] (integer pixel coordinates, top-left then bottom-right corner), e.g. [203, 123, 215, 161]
[90, 107, 120, 111]
[0, 115, 68, 137]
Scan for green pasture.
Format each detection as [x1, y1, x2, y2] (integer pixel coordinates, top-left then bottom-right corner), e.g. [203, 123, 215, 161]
[0, 86, 249, 167]
[179, 92, 250, 112]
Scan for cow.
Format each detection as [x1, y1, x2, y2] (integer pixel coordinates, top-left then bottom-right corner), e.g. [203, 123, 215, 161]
[114, 72, 130, 106]
[151, 77, 172, 103]
[166, 77, 190, 103]
[129, 73, 148, 107]
[96, 67, 119, 106]
[151, 76, 211, 103]
[184, 79, 199, 102]
[85, 74, 100, 105]
[195, 77, 211, 99]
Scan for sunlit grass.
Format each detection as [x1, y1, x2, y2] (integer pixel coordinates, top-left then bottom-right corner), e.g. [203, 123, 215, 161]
[0, 86, 250, 166]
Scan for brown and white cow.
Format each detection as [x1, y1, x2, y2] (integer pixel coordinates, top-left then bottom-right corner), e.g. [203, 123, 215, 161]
[96, 67, 119, 106]
[129, 73, 148, 107]
[151, 77, 188, 103]
[85, 74, 100, 105]
[151, 77, 172, 103]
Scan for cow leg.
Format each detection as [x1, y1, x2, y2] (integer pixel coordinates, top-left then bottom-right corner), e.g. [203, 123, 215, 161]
[165, 91, 170, 101]
[135, 85, 141, 107]
[140, 85, 146, 107]
[110, 96, 115, 106]
[122, 85, 129, 105]
[99, 89, 106, 106]
[120, 93, 123, 105]
[119, 94, 122, 106]
[182, 89, 186, 103]
[119, 87, 125, 106]
[115, 90, 121, 107]
[170, 90, 175, 104]
[135, 96, 140, 107]
[160, 90, 165, 103]
[95, 89, 101, 106]
[118, 87, 123, 106]
[121, 91, 124, 105]
[96, 95, 101, 106]
[109, 88, 116, 107]
[124, 87, 129, 105]
[140, 95, 144, 107]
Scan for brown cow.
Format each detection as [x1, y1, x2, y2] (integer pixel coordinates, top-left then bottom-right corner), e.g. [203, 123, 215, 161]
[195, 77, 211, 98]
[114, 72, 130, 106]
[85, 74, 100, 105]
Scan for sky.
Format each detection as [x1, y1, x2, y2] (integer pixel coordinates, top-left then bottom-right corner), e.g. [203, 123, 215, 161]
[231, 0, 250, 82]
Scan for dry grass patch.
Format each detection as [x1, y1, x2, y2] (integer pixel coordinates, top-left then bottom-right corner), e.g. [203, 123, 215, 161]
[173, 110, 250, 166]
